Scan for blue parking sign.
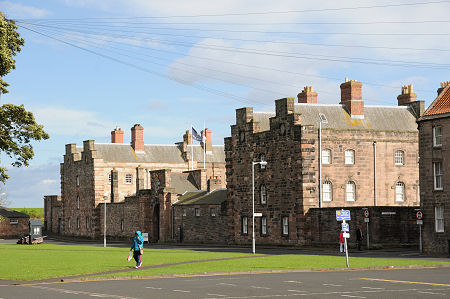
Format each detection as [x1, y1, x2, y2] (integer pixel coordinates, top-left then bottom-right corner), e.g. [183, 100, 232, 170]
[336, 210, 351, 221]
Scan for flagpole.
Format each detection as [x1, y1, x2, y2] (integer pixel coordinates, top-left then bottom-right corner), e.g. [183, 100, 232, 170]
[203, 121, 206, 170]
[190, 124, 193, 170]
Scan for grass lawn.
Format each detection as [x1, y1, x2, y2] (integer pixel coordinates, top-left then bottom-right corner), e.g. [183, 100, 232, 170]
[11, 208, 44, 220]
[95, 254, 450, 278]
[0, 244, 250, 281]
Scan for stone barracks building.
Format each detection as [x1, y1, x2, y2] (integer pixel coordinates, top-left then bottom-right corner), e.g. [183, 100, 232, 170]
[419, 81, 450, 254]
[44, 124, 226, 240]
[225, 79, 423, 246]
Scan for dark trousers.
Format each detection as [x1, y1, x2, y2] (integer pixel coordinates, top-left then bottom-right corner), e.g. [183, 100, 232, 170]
[133, 250, 141, 265]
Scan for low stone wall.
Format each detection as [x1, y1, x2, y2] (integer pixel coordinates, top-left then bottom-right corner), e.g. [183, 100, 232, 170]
[0, 217, 29, 239]
[308, 206, 421, 248]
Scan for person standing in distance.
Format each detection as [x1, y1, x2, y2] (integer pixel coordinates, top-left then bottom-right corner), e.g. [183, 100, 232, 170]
[356, 226, 364, 251]
[130, 230, 144, 268]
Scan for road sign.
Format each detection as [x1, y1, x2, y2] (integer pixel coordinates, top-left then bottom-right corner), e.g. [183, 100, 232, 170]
[363, 209, 370, 218]
[416, 210, 423, 220]
[142, 233, 149, 242]
[417, 220, 423, 225]
[336, 210, 351, 221]
[254, 213, 263, 217]
[364, 218, 370, 223]
[341, 223, 349, 232]
[343, 232, 350, 238]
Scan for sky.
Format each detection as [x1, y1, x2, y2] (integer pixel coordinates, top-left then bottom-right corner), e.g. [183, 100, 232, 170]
[1, 0, 449, 207]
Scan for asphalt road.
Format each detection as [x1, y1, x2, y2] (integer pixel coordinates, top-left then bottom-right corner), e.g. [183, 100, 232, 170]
[1, 267, 450, 299]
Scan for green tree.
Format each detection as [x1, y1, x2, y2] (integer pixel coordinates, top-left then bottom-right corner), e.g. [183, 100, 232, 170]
[0, 12, 49, 183]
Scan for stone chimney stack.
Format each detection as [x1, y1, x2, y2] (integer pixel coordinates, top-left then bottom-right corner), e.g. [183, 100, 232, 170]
[397, 85, 417, 105]
[437, 81, 450, 96]
[201, 128, 212, 152]
[207, 177, 222, 193]
[131, 124, 144, 152]
[111, 127, 124, 143]
[340, 79, 364, 118]
[297, 86, 318, 104]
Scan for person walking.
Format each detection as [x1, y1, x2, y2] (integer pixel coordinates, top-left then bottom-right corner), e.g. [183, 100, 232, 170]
[356, 226, 363, 251]
[130, 230, 144, 268]
[339, 230, 345, 253]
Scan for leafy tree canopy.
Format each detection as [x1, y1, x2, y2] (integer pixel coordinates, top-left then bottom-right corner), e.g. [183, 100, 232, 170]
[1, 12, 24, 94]
[0, 13, 49, 183]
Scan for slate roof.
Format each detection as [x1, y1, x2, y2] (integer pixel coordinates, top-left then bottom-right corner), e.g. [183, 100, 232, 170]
[252, 104, 418, 132]
[75, 144, 225, 163]
[174, 189, 227, 206]
[0, 208, 29, 218]
[30, 219, 42, 226]
[422, 84, 450, 118]
[170, 173, 200, 194]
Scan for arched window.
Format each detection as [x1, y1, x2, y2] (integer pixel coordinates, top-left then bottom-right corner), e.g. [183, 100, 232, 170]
[345, 150, 355, 165]
[395, 150, 404, 165]
[346, 181, 356, 201]
[395, 182, 405, 201]
[260, 184, 267, 204]
[261, 216, 267, 235]
[322, 149, 331, 165]
[323, 181, 332, 202]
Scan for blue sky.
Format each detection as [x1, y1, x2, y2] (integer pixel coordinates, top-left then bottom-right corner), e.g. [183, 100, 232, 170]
[1, 0, 449, 207]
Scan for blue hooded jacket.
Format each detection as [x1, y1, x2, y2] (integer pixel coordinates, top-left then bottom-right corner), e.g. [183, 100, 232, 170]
[131, 230, 144, 251]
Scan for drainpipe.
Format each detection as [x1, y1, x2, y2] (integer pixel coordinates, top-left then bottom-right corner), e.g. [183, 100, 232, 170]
[373, 141, 377, 206]
[171, 206, 174, 240]
[319, 121, 322, 208]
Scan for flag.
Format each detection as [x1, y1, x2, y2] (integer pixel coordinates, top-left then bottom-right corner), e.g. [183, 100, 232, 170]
[191, 127, 202, 142]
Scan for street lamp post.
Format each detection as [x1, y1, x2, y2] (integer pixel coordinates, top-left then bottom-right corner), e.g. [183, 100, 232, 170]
[252, 159, 267, 255]
[318, 114, 328, 208]
[103, 196, 107, 247]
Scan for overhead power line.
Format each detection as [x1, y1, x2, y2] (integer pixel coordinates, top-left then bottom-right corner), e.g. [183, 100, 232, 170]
[15, 0, 450, 20]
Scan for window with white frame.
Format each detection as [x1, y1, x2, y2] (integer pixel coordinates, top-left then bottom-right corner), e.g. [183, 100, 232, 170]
[282, 216, 289, 235]
[9, 219, 18, 225]
[394, 150, 404, 165]
[195, 208, 200, 217]
[346, 181, 356, 201]
[395, 182, 405, 201]
[182, 208, 186, 217]
[125, 174, 133, 184]
[434, 162, 443, 190]
[345, 149, 355, 165]
[433, 126, 442, 147]
[260, 184, 267, 204]
[33, 227, 41, 235]
[261, 216, 267, 235]
[323, 181, 332, 202]
[242, 216, 248, 234]
[322, 149, 331, 164]
[435, 206, 444, 232]
[210, 208, 216, 217]
[76, 196, 80, 209]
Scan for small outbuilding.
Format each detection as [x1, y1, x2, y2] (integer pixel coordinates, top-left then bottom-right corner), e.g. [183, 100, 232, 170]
[30, 219, 43, 238]
[0, 208, 30, 239]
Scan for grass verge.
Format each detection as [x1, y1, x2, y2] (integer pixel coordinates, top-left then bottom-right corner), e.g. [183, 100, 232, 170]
[0, 244, 250, 280]
[94, 254, 450, 278]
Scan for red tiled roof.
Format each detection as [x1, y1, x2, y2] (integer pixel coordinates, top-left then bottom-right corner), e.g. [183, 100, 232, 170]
[424, 84, 450, 116]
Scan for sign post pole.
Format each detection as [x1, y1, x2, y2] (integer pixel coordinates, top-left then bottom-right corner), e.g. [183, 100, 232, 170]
[419, 224, 422, 253]
[363, 209, 370, 250]
[336, 209, 351, 268]
[416, 210, 423, 253]
[343, 220, 349, 268]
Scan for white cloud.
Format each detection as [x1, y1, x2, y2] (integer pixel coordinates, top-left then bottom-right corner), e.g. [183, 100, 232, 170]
[32, 106, 115, 137]
[1, 1, 50, 18]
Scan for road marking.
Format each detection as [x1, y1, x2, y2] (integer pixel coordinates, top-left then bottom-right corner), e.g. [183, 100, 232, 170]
[217, 283, 237, 286]
[418, 291, 447, 295]
[251, 286, 271, 290]
[288, 289, 308, 293]
[361, 287, 384, 290]
[145, 286, 162, 290]
[360, 278, 450, 287]
[26, 285, 137, 299]
[323, 283, 343, 287]
[341, 295, 366, 298]
[285, 281, 302, 284]
[173, 289, 190, 293]
[207, 294, 226, 297]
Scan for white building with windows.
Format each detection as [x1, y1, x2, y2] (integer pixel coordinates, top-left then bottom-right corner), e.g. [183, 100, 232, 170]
[418, 81, 450, 254]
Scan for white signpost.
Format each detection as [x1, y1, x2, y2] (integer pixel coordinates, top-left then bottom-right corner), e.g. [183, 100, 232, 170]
[416, 210, 423, 253]
[336, 209, 350, 268]
[363, 208, 370, 249]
